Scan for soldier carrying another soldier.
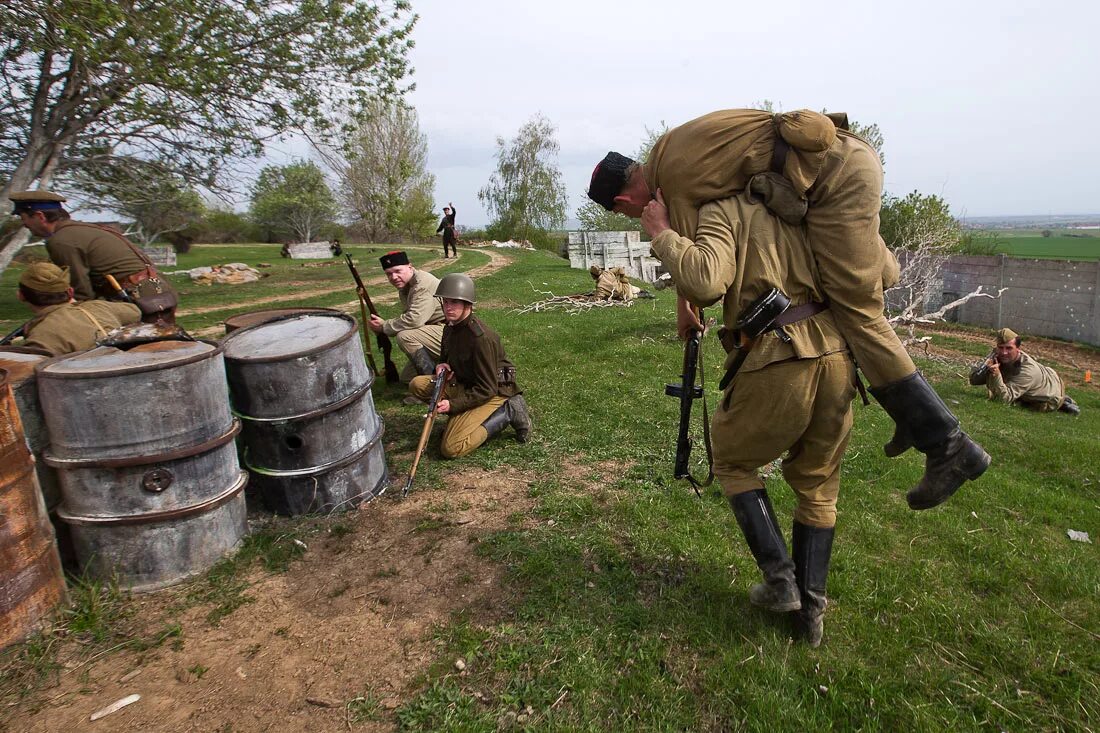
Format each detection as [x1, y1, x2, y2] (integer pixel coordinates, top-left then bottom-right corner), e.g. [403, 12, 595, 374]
[970, 328, 1080, 415]
[406, 273, 532, 458]
[14, 262, 141, 356]
[9, 190, 178, 324]
[367, 250, 446, 385]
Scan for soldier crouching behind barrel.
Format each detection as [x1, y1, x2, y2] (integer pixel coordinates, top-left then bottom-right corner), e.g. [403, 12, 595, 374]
[14, 262, 141, 356]
[407, 273, 532, 458]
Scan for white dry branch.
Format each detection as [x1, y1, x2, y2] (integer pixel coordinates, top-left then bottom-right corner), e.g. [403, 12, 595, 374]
[512, 284, 635, 315]
[884, 213, 1006, 348]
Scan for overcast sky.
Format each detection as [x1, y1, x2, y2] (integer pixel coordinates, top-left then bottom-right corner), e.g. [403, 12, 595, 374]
[269, 0, 1100, 226]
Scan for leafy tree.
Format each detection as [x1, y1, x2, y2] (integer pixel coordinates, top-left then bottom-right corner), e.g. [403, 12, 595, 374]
[71, 158, 204, 246]
[0, 0, 415, 270]
[574, 123, 669, 232]
[879, 191, 960, 251]
[250, 162, 337, 244]
[320, 101, 436, 242]
[479, 115, 568, 244]
[849, 119, 886, 168]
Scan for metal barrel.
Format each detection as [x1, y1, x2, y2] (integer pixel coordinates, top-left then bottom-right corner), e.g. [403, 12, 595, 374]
[1, 369, 67, 650]
[223, 307, 342, 335]
[222, 312, 387, 514]
[36, 341, 248, 592]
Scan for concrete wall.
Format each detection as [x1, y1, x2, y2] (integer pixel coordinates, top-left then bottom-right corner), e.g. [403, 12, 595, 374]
[941, 255, 1099, 345]
[287, 242, 335, 260]
[565, 231, 663, 282]
[142, 246, 177, 267]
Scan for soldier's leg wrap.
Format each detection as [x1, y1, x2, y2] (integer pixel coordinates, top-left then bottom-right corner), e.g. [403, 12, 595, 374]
[792, 521, 835, 648]
[439, 396, 507, 459]
[870, 372, 990, 510]
[729, 491, 801, 613]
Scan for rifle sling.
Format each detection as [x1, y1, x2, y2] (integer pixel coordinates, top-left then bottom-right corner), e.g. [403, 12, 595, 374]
[684, 322, 714, 496]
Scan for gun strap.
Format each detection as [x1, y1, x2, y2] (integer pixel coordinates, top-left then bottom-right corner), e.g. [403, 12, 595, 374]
[686, 327, 715, 496]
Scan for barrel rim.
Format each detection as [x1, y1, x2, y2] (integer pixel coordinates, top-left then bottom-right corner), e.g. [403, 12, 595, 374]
[244, 418, 385, 478]
[34, 339, 223, 380]
[232, 377, 375, 423]
[56, 469, 248, 526]
[43, 419, 241, 469]
[223, 306, 343, 332]
[221, 311, 359, 364]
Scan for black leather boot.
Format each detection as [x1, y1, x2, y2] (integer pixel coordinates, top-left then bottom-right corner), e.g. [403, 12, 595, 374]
[792, 521, 835, 648]
[870, 371, 991, 510]
[1059, 396, 1080, 416]
[411, 347, 436, 376]
[729, 491, 801, 612]
[480, 395, 533, 443]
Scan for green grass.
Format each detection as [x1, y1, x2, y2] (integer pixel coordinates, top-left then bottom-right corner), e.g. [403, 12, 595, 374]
[2, 246, 1098, 730]
[979, 232, 1100, 261]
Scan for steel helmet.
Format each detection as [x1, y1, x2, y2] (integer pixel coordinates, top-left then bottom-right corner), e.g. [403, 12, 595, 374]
[435, 273, 476, 304]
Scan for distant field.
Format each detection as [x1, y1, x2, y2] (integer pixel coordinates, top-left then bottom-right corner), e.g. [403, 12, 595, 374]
[977, 231, 1100, 261]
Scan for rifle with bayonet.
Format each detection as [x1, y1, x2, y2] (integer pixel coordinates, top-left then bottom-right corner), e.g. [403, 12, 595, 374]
[403, 366, 450, 498]
[664, 308, 713, 495]
[344, 254, 400, 383]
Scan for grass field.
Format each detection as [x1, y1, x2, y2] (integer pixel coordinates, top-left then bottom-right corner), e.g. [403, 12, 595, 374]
[1, 245, 1098, 731]
[976, 231, 1100, 261]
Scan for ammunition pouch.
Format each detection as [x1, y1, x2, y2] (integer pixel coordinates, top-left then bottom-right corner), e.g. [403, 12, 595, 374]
[124, 267, 178, 321]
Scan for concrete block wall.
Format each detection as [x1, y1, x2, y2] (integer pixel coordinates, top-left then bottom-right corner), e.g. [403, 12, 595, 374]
[141, 245, 177, 267]
[941, 255, 1099, 345]
[565, 231, 663, 283]
[287, 242, 335, 260]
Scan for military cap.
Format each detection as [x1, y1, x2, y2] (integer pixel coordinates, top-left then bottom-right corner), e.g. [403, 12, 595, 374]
[379, 250, 410, 269]
[587, 152, 636, 211]
[996, 328, 1019, 345]
[589, 265, 602, 278]
[9, 190, 67, 215]
[19, 262, 71, 293]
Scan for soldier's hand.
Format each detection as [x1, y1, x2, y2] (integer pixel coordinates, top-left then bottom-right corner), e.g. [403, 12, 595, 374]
[435, 363, 450, 377]
[986, 357, 1000, 375]
[367, 314, 385, 334]
[641, 188, 671, 239]
[676, 294, 704, 341]
[435, 399, 450, 414]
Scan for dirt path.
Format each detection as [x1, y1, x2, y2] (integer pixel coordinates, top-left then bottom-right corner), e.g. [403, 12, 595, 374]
[186, 248, 514, 339]
[3, 467, 539, 733]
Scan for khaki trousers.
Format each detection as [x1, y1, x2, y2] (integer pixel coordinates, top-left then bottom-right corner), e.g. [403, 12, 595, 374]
[409, 376, 506, 458]
[714, 353, 855, 528]
[805, 132, 916, 386]
[395, 325, 444, 383]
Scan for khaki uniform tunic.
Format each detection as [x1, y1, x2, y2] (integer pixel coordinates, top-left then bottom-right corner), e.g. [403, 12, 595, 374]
[650, 191, 855, 528]
[646, 109, 914, 387]
[382, 269, 446, 381]
[21, 300, 142, 356]
[593, 268, 634, 301]
[408, 314, 520, 459]
[981, 353, 1065, 411]
[45, 220, 170, 302]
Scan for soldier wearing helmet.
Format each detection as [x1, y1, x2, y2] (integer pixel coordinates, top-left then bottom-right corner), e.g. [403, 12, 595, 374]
[406, 272, 532, 457]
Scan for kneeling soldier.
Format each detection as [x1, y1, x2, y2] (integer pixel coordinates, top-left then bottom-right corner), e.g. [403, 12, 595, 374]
[16, 262, 141, 355]
[368, 250, 445, 382]
[407, 273, 532, 458]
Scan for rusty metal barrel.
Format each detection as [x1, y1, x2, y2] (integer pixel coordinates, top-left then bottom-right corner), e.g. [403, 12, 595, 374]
[1, 369, 67, 650]
[222, 312, 387, 514]
[0, 349, 60, 514]
[223, 307, 342, 335]
[37, 341, 248, 592]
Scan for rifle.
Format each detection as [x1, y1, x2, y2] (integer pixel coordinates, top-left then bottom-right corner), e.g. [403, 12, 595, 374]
[344, 254, 400, 383]
[664, 309, 713, 495]
[0, 321, 30, 346]
[403, 367, 450, 498]
[969, 348, 998, 385]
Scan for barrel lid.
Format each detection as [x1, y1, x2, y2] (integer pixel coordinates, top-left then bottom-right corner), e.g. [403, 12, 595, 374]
[223, 313, 355, 361]
[40, 340, 217, 376]
[0, 350, 48, 384]
[224, 307, 340, 333]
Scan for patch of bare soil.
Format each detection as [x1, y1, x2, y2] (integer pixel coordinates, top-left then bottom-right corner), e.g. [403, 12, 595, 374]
[4, 466, 537, 733]
[916, 323, 1100, 391]
[187, 249, 514, 340]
